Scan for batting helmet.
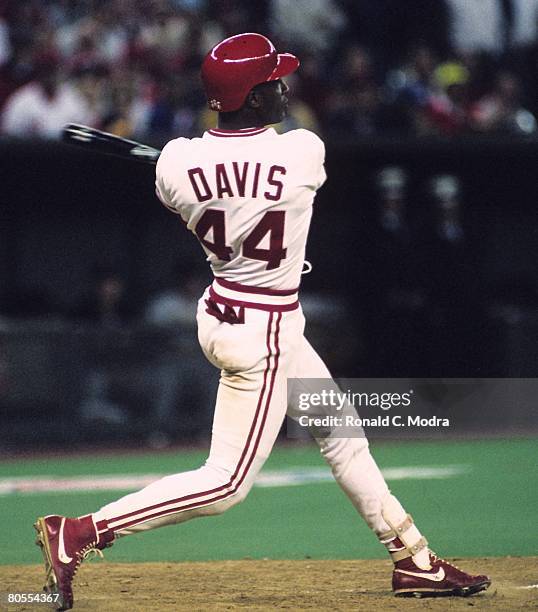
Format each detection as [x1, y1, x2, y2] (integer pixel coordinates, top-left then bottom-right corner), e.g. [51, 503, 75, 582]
[201, 33, 299, 112]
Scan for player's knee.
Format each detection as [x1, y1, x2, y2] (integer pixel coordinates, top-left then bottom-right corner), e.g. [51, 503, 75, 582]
[320, 434, 369, 458]
[227, 481, 251, 508]
[319, 435, 370, 477]
[228, 483, 250, 507]
[198, 483, 250, 517]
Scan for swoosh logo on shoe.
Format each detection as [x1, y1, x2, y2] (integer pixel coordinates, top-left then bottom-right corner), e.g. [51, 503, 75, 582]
[395, 567, 446, 582]
[58, 517, 73, 564]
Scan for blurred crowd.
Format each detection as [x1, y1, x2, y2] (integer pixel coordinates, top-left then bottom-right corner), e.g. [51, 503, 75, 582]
[1, 0, 538, 141]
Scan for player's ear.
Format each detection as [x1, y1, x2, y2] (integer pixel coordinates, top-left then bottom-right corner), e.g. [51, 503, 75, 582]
[246, 88, 262, 109]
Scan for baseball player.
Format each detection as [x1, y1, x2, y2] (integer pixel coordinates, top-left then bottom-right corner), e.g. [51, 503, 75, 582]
[34, 34, 490, 610]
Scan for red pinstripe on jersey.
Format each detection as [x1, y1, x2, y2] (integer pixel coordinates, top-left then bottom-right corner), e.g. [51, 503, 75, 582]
[106, 311, 282, 532]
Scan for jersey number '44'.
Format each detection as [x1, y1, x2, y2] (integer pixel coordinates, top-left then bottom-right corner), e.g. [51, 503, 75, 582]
[195, 209, 287, 270]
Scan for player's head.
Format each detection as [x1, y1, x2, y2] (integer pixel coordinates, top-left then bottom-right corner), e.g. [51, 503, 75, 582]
[201, 33, 299, 123]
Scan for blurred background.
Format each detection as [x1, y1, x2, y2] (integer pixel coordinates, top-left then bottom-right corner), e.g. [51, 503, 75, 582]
[1, 0, 538, 451]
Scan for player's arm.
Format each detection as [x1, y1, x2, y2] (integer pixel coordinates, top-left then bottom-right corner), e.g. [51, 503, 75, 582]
[292, 129, 327, 192]
[308, 132, 327, 191]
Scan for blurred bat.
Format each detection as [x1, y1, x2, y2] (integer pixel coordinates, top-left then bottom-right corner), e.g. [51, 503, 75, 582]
[62, 124, 161, 165]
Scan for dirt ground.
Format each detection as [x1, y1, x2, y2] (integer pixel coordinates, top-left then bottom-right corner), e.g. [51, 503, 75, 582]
[1, 557, 537, 611]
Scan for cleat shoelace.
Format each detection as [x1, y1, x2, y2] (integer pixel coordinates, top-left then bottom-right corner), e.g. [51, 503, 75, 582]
[430, 552, 464, 573]
[81, 546, 104, 562]
[71, 544, 104, 579]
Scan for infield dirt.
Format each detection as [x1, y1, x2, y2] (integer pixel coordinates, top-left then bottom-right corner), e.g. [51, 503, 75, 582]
[2, 557, 536, 611]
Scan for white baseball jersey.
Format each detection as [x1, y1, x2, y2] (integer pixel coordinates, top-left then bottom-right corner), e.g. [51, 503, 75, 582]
[155, 126, 326, 290]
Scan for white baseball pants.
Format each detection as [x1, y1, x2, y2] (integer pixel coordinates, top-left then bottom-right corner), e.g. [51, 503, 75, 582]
[94, 280, 405, 538]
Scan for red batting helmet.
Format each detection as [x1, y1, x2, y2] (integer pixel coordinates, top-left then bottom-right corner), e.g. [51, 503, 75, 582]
[201, 33, 299, 112]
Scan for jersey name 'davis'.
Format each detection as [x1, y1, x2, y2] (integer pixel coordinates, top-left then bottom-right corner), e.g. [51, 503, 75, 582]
[188, 163, 286, 202]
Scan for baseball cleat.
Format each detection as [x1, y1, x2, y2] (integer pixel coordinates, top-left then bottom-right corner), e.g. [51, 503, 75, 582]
[393, 551, 491, 597]
[34, 514, 113, 611]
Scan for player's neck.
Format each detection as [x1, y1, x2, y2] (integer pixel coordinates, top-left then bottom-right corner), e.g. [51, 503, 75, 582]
[217, 109, 269, 131]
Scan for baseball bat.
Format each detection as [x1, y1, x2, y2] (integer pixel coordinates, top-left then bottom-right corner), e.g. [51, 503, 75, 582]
[62, 124, 161, 164]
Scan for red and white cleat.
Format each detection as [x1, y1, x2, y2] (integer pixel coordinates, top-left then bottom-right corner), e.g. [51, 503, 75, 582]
[34, 514, 113, 611]
[393, 551, 491, 598]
